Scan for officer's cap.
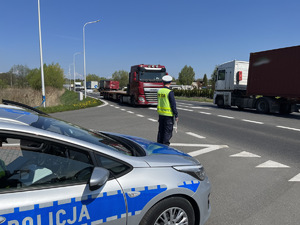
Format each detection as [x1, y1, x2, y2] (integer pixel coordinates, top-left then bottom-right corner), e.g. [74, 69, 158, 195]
[162, 75, 172, 83]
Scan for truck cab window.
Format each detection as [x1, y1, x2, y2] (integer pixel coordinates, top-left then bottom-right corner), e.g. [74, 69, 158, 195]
[218, 70, 226, 80]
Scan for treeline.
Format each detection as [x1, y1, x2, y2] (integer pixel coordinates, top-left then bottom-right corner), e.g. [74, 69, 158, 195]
[0, 64, 64, 90]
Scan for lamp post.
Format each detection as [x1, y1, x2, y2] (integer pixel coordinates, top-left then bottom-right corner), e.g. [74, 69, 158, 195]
[73, 52, 81, 90]
[38, 0, 46, 107]
[83, 19, 100, 98]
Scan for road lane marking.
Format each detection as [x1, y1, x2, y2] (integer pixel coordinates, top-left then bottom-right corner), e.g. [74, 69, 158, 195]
[120, 109, 126, 111]
[277, 126, 300, 132]
[191, 107, 210, 110]
[148, 118, 157, 122]
[136, 114, 144, 117]
[186, 132, 205, 139]
[289, 173, 300, 182]
[149, 108, 157, 110]
[230, 151, 261, 157]
[218, 115, 235, 119]
[256, 160, 290, 168]
[242, 119, 264, 124]
[198, 111, 211, 115]
[127, 111, 134, 114]
[177, 107, 193, 112]
[170, 143, 228, 157]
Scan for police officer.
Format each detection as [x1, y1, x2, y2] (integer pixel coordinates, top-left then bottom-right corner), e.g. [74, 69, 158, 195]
[157, 75, 178, 146]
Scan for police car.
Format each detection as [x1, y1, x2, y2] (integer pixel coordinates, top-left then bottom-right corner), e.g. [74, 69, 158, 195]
[0, 100, 211, 225]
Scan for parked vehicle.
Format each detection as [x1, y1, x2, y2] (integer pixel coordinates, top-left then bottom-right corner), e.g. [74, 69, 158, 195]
[100, 64, 167, 106]
[74, 81, 84, 91]
[0, 100, 211, 225]
[86, 81, 99, 90]
[214, 45, 300, 114]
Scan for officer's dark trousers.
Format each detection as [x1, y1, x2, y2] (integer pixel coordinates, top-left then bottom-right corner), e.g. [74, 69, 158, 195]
[157, 115, 174, 146]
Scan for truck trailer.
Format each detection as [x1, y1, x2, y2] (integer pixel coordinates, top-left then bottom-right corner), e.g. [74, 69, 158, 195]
[100, 64, 167, 106]
[214, 45, 300, 114]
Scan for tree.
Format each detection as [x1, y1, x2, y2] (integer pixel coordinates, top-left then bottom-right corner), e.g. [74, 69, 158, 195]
[210, 66, 218, 91]
[9, 65, 30, 87]
[112, 70, 129, 88]
[178, 65, 195, 85]
[87, 74, 101, 82]
[203, 74, 208, 87]
[27, 63, 64, 90]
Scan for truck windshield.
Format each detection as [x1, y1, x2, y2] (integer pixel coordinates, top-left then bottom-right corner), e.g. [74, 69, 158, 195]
[139, 71, 165, 82]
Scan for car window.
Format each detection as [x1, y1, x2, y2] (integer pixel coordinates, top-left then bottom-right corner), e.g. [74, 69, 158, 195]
[30, 116, 134, 156]
[0, 136, 94, 192]
[95, 153, 131, 177]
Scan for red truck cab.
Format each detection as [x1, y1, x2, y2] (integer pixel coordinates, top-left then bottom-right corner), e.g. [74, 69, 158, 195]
[128, 64, 167, 105]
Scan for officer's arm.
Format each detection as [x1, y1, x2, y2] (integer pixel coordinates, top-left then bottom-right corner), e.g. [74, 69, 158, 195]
[168, 91, 178, 119]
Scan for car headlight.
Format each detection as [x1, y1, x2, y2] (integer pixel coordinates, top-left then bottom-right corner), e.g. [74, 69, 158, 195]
[173, 165, 206, 181]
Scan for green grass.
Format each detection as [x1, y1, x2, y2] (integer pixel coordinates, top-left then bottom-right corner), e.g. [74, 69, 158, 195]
[38, 90, 103, 114]
[175, 96, 213, 103]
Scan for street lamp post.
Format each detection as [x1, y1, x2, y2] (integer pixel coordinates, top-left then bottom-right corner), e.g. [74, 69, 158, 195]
[38, 0, 46, 107]
[73, 52, 81, 90]
[83, 19, 100, 98]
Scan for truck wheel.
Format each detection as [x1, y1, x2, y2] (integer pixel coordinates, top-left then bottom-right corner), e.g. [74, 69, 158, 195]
[216, 96, 224, 108]
[256, 98, 269, 114]
[139, 197, 195, 225]
[130, 96, 136, 106]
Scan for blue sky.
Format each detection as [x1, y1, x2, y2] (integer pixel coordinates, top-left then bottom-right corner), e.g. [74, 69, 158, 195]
[1, 0, 300, 80]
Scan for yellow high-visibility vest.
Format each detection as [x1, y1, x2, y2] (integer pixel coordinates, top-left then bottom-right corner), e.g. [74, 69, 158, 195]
[157, 88, 174, 117]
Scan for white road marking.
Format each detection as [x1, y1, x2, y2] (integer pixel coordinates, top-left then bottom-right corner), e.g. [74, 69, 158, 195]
[186, 132, 205, 139]
[178, 103, 193, 106]
[277, 126, 300, 132]
[170, 143, 228, 157]
[230, 151, 261, 157]
[256, 160, 290, 168]
[149, 107, 157, 110]
[289, 173, 300, 182]
[114, 106, 120, 109]
[148, 118, 158, 122]
[177, 107, 193, 112]
[136, 114, 144, 117]
[191, 107, 210, 110]
[198, 111, 211, 115]
[242, 119, 264, 124]
[127, 111, 134, 114]
[97, 99, 108, 107]
[120, 109, 126, 111]
[218, 115, 235, 119]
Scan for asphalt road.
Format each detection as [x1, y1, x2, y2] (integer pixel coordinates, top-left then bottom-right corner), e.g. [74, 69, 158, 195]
[52, 94, 300, 225]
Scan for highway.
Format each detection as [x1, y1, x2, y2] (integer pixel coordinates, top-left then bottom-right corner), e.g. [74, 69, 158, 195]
[52, 94, 300, 225]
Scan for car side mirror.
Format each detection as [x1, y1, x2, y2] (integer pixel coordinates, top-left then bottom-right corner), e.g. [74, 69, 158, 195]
[89, 167, 110, 191]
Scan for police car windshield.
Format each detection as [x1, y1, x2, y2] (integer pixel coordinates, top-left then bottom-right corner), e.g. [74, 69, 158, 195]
[139, 71, 165, 82]
[30, 116, 133, 156]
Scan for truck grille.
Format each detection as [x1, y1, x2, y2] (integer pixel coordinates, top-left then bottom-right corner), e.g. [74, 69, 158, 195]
[144, 92, 158, 102]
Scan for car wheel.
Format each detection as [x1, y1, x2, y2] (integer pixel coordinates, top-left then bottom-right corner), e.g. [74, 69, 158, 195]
[140, 197, 195, 225]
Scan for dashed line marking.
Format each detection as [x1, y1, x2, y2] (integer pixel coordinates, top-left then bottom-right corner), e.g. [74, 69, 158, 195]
[186, 132, 205, 139]
[148, 118, 157, 122]
[276, 126, 300, 132]
[198, 111, 211, 115]
[218, 115, 234, 119]
[242, 119, 264, 124]
[177, 107, 193, 112]
[191, 107, 210, 110]
[127, 111, 134, 114]
[120, 109, 126, 111]
[136, 114, 144, 117]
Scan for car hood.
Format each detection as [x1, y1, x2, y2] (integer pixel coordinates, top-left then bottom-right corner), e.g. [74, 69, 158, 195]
[102, 132, 200, 167]
[103, 132, 190, 157]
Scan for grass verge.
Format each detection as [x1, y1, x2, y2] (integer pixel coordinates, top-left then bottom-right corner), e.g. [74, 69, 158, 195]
[38, 90, 103, 114]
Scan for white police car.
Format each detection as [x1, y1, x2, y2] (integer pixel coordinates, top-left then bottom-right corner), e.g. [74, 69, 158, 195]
[0, 100, 211, 225]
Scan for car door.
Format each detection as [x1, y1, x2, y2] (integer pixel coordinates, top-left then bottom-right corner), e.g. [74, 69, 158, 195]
[0, 136, 127, 225]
